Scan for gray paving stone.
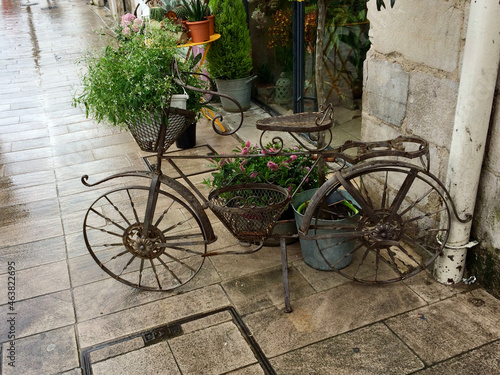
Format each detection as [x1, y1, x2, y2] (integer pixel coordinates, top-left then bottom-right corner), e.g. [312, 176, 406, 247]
[55, 155, 132, 181]
[92, 341, 180, 375]
[1, 325, 79, 375]
[0, 261, 70, 304]
[403, 271, 470, 304]
[170, 321, 258, 374]
[0, 182, 57, 207]
[245, 282, 426, 357]
[270, 323, 424, 374]
[0, 197, 60, 229]
[222, 266, 314, 314]
[78, 285, 230, 347]
[0, 213, 63, 248]
[209, 240, 302, 281]
[0, 290, 75, 342]
[90, 336, 145, 363]
[73, 259, 221, 321]
[0, 236, 67, 271]
[385, 289, 500, 365]
[414, 340, 500, 374]
[3, 157, 54, 176]
[227, 364, 266, 375]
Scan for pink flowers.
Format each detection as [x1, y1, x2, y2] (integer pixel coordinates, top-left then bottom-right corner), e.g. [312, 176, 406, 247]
[120, 13, 143, 35]
[267, 161, 279, 171]
[121, 13, 136, 26]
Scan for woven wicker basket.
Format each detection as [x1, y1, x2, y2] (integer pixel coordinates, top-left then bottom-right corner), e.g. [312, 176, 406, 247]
[208, 183, 291, 244]
[126, 107, 196, 153]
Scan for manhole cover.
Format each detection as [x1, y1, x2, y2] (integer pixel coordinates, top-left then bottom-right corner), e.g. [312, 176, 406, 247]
[81, 307, 275, 375]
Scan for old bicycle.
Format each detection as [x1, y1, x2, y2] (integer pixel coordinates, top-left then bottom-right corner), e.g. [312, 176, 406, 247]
[81, 63, 470, 312]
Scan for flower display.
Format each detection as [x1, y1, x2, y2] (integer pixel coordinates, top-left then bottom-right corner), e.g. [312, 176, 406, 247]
[203, 141, 323, 194]
[266, 9, 293, 49]
[251, 7, 266, 29]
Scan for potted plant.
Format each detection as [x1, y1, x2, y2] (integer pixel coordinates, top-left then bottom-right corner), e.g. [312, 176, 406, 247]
[180, 0, 210, 42]
[206, 0, 255, 112]
[73, 14, 207, 152]
[291, 188, 359, 270]
[202, 141, 322, 245]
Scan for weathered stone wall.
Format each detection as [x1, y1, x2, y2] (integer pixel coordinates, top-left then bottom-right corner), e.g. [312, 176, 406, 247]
[469, 75, 500, 296]
[363, 0, 500, 296]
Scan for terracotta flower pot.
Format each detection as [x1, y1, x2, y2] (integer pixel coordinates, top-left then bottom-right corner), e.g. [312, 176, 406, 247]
[205, 15, 214, 35]
[185, 19, 210, 43]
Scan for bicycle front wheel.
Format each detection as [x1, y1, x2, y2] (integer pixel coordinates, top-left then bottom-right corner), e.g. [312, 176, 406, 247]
[300, 161, 451, 283]
[83, 186, 208, 291]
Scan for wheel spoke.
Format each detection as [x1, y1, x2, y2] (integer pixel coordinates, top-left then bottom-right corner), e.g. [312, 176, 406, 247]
[87, 225, 123, 238]
[117, 254, 137, 276]
[105, 195, 132, 226]
[102, 249, 129, 265]
[161, 216, 197, 234]
[387, 169, 418, 222]
[381, 170, 389, 209]
[149, 259, 162, 289]
[161, 253, 197, 273]
[351, 245, 373, 281]
[89, 208, 127, 231]
[398, 187, 433, 217]
[154, 200, 175, 227]
[405, 206, 447, 223]
[138, 259, 145, 287]
[126, 189, 141, 224]
[384, 247, 406, 278]
[336, 172, 379, 223]
[157, 257, 183, 284]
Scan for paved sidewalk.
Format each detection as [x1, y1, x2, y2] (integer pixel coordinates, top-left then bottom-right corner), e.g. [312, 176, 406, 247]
[1, 1, 499, 374]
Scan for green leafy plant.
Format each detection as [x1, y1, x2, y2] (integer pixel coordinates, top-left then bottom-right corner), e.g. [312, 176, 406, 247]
[203, 141, 324, 194]
[73, 16, 206, 126]
[206, 0, 252, 80]
[180, 0, 208, 21]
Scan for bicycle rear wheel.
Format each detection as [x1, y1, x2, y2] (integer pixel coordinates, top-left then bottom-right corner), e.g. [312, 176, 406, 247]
[300, 161, 451, 283]
[83, 186, 207, 291]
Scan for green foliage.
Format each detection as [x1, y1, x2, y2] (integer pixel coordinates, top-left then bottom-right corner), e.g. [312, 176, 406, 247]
[180, 0, 208, 21]
[202, 141, 323, 194]
[150, 7, 165, 22]
[74, 19, 205, 126]
[206, 0, 253, 80]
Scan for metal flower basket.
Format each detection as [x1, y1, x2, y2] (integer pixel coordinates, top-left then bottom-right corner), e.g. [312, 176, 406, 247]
[126, 107, 196, 153]
[208, 183, 291, 244]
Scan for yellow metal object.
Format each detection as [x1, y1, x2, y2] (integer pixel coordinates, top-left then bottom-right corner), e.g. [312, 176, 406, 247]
[202, 107, 225, 132]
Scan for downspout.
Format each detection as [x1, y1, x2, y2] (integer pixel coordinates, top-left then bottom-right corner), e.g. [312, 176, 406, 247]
[433, 0, 500, 284]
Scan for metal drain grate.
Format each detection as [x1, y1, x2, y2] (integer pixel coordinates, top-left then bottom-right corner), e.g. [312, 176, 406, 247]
[80, 306, 276, 375]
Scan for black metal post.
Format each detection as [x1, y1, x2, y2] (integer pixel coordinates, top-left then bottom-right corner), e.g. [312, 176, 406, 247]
[293, 1, 305, 114]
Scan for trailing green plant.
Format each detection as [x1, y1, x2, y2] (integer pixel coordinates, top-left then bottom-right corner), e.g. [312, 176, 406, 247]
[206, 0, 252, 80]
[180, 0, 209, 21]
[73, 16, 207, 126]
[203, 141, 325, 194]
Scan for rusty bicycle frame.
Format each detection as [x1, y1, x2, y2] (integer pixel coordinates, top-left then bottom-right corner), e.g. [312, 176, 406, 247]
[81, 62, 471, 313]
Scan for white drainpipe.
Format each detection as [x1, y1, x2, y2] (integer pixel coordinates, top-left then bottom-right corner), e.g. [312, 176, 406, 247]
[433, 0, 500, 284]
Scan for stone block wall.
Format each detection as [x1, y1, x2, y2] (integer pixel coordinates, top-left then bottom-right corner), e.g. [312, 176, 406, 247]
[469, 75, 500, 296]
[363, 0, 500, 296]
